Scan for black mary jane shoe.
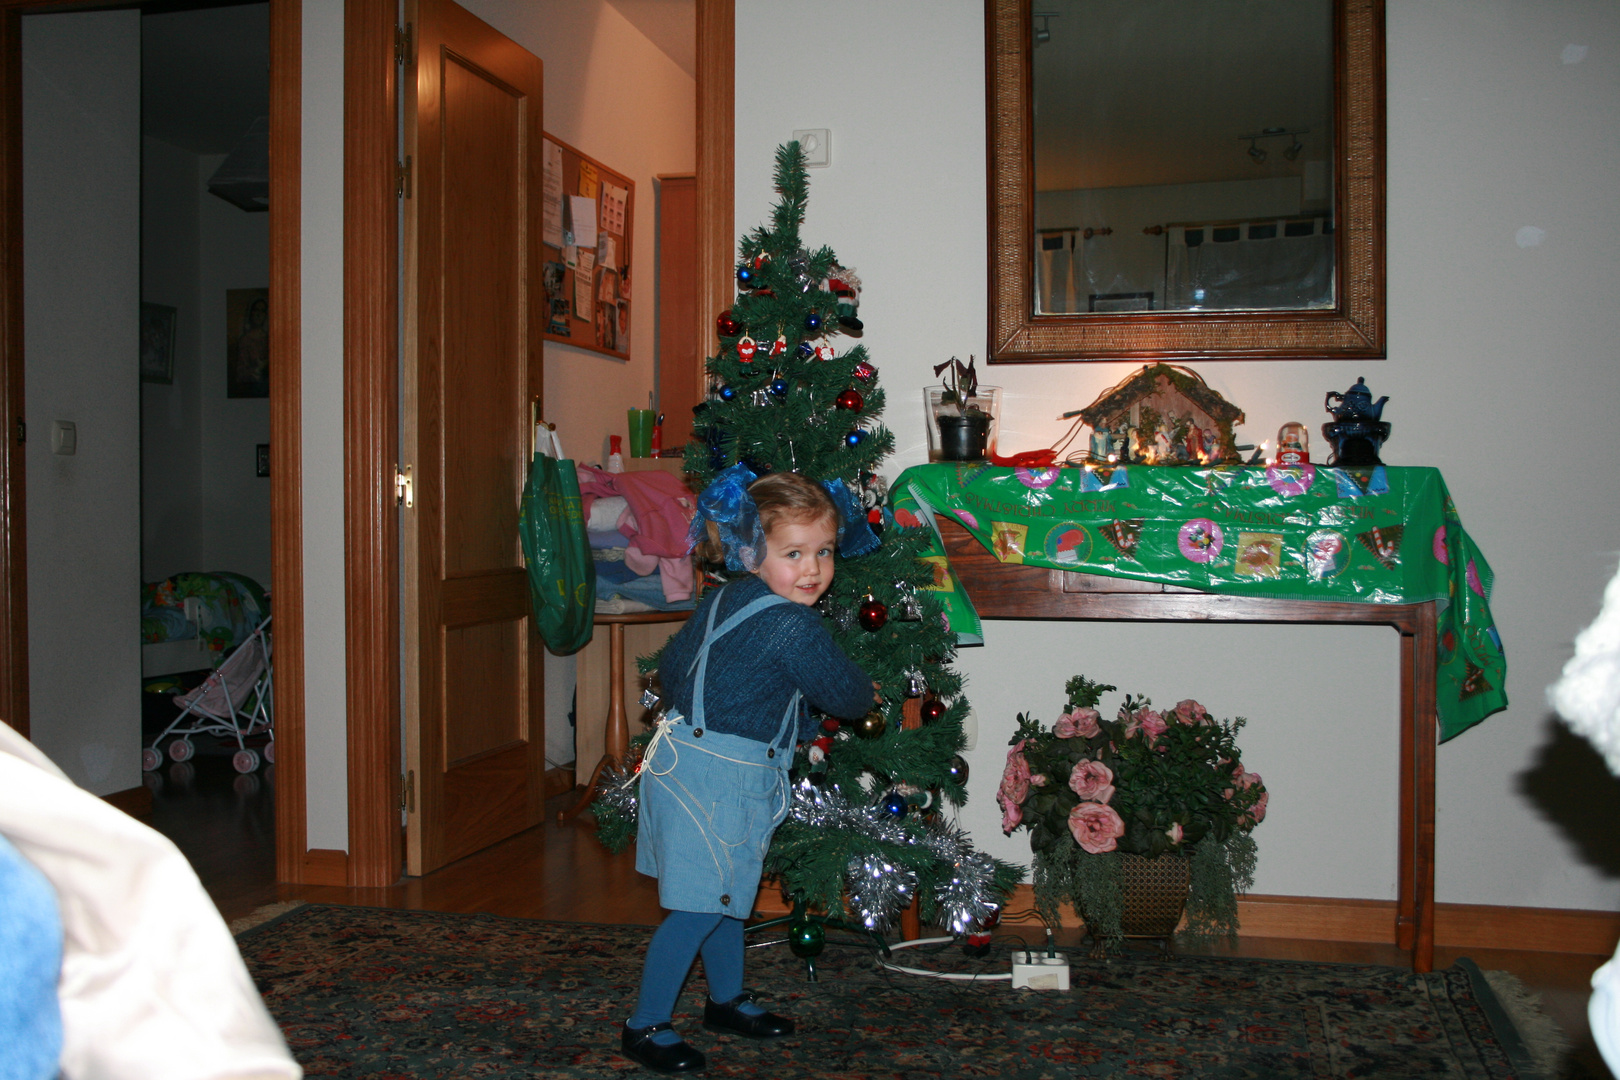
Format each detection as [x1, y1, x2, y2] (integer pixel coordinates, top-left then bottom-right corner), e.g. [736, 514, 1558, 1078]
[702, 991, 795, 1039]
[620, 1022, 706, 1074]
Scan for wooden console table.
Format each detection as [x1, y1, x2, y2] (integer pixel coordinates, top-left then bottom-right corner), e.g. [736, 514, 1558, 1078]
[936, 517, 1440, 972]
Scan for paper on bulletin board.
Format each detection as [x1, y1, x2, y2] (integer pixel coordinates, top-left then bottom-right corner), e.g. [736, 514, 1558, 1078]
[578, 160, 599, 199]
[599, 234, 616, 276]
[542, 139, 564, 247]
[574, 248, 595, 316]
[567, 196, 598, 250]
[601, 181, 628, 237]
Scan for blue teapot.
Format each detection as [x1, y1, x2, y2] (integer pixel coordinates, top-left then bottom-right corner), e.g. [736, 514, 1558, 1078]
[1321, 378, 1391, 466]
[1324, 377, 1389, 422]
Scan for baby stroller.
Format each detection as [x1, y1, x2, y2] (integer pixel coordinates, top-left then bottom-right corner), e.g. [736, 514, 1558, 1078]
[141, 615, 273, 774]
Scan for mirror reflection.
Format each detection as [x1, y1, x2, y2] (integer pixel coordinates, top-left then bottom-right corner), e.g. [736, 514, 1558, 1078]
[1032, 0, 1335, 315]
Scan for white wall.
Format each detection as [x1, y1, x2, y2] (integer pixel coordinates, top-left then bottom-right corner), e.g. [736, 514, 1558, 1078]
[736, 0, 1620, 912]
[301, 0, 348, 851]
[296, 0, 695, 850]
[197, 154, 272, 585]
[23, 10, 143, 794]
[141, 142, 272, 587]
[142, 136, 205, 581]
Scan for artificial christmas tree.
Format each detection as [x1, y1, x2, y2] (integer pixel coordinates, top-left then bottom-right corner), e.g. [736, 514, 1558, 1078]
[594, 143, 1018, 945]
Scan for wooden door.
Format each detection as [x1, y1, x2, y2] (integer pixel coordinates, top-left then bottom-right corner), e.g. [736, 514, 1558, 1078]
[403, 0, 544, 875]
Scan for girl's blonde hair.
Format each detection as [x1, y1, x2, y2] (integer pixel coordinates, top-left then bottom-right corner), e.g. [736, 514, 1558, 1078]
[694, 471, 839, 566]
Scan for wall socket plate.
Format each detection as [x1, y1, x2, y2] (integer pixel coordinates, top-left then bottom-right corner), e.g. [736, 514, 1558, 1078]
[1011, 950, 1070, 991]
[50, 419, 76, 456]
[791, 128, 831, 167]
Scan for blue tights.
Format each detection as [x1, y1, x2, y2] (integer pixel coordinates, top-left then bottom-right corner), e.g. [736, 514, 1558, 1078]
[628, 910, 760, 1042]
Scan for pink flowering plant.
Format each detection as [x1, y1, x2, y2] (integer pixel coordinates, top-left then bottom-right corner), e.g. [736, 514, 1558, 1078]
[1000, 676, 1267, 950]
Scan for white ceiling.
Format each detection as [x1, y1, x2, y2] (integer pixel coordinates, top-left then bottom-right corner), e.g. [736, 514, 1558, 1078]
[605, 0, 696, 80]
[142, 2, 269, 156]
[1033, 0, 1333, 191]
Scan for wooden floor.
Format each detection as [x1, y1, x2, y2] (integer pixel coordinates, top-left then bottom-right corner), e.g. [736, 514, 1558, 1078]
[147, 754, 1615, 1078]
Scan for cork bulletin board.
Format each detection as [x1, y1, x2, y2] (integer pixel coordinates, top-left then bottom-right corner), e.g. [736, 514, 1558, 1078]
[542, 134, 634, 360]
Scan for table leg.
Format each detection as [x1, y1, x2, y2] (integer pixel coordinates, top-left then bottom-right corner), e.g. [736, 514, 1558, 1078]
[558, 621, 630, 823]
[1395, 605, 1438, 973]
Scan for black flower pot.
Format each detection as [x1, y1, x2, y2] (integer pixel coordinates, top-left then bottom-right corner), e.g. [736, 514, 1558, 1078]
[937, 413, 991, 461]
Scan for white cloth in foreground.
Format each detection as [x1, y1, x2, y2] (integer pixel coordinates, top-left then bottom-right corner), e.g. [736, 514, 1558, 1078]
[0, 720, 300, 1080]
[1546, 559, 1620, 1075]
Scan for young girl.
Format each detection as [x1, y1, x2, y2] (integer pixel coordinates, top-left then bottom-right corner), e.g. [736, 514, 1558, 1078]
[621, 469, 876, 1074]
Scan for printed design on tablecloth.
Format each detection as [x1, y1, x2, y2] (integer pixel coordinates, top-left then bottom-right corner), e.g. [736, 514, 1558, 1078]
[990, 521, 1029, 564]
[893, 506, 923, 529]
[1043, 523, 1092, 567]
[954, 463, 991, 488]
[1178, 519, 1224, 564]
[1017, 465, 1060, 490]
[1461, 660, 1493, 699]
[918, 555, 954, 592]
[1303, 529, 1350, 581]
[1432, 525, 1449, 565]
[1331, 465, 1389, 498]
[951, 508, 980, 530]
[1356, 525, 1403, 570]
[1098, 519, 1143, 559]
[1235, 533, 1283, 577]
[1081, 466, 1129, 493]
[1266, 464, 1316, 498]
[1466, 559, 1487, 598]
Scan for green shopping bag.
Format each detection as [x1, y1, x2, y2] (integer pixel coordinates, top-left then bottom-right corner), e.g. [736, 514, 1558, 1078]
[519, 428, 595, 654]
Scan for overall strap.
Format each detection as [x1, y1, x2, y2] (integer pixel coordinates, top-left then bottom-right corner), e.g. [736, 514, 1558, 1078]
[687, 588, 791, 731]
[769, 689, 803, 758]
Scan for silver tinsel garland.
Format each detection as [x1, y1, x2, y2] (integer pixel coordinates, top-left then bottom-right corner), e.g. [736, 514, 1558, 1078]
[597, 775, 1000, 935]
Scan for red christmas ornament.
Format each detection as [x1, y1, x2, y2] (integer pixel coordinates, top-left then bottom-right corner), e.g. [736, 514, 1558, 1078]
[737, 336, 757, 362]
[716, 310, 742, 337]
[811, 736, 833, 753]
[821, 717, 841, 733]
[771, 335, 788, 357]
[835, 389, 864, 411]
[921, 697, 946, 723]
[853, 361, 876, 381]
[815, 344, 837, 362]
[859, 594, 889, 632]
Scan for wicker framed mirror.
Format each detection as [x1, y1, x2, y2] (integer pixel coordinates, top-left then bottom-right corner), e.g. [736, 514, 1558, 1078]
[986, 0, 1386, 363]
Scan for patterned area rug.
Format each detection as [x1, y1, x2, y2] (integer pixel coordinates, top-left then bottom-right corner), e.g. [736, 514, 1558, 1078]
[238, 904, 1535, 1079]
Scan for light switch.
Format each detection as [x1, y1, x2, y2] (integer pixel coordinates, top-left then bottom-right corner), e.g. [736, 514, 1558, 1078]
[791, 128, 831, 167]
[51, 420, 76, 455]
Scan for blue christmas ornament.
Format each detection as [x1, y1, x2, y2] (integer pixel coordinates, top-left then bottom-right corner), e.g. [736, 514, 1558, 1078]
[882, 791, 908, 818]
[797, 342, 814, 360]
[719, 384, 737, 401]
[736, 265, 755, 288]
[805, 312, 822, 332]
[845, 428, 865, 447]
[769, 376, 789, 396]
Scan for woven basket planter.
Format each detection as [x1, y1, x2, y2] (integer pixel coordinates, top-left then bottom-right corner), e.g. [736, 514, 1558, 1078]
[1118, 852, 1191, 939]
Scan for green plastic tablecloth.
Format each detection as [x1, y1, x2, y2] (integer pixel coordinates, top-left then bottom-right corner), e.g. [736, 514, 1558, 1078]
[890, 462, 1506, 742]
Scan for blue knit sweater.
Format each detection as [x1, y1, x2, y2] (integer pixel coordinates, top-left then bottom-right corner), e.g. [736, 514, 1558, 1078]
[658, 575, 873, 745]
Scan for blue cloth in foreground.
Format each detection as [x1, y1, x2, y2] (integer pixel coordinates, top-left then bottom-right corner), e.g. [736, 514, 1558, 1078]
[0, 832, 63, 1080]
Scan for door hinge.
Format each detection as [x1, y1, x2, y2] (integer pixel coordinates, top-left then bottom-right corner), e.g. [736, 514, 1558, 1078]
[395, 22, 413, 66]
[396, 155, 412, 200]
[394, 463, 413, 507]
[14, 417, 22, 444]
[401, 770, 416, 813]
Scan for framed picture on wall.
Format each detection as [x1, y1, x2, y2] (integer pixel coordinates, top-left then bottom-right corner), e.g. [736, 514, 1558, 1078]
[140, 302, 176, 384]
[226, 287, 269, 398]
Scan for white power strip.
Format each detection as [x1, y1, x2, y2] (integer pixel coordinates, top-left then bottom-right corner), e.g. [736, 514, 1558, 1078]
[1010, 950, 1070, 991]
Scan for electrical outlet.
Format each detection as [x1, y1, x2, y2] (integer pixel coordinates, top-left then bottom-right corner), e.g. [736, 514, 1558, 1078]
[1011, 950, 1070, 991]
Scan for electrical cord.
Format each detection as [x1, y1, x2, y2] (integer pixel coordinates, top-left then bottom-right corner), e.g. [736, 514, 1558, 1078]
[877, 936, 1013, 981]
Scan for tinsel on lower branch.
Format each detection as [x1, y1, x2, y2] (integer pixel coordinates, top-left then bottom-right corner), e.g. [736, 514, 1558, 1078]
[591, 770, 1021, 936]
